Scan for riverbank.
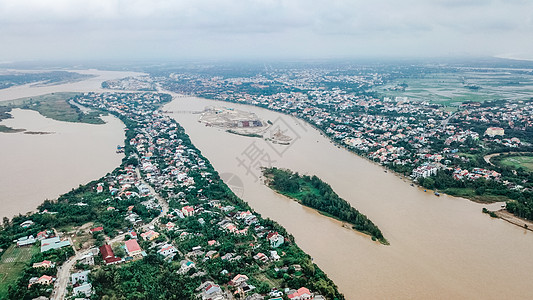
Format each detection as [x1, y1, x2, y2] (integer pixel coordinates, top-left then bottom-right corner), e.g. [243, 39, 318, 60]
[494, 209, 533, 231]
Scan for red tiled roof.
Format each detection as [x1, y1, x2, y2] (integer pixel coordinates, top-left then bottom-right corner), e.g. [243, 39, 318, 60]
[267, 232, 279, 239]
[99, 244, 113, 258]
[91, 226, 104, 232]
[288, 287, 311, 299]
[125, 239, 141, 253]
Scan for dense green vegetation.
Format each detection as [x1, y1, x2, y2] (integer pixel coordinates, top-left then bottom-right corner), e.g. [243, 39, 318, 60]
[417, 168, 533, 220]
[263, 167, 388, 245]
[91, 255, 202, 299]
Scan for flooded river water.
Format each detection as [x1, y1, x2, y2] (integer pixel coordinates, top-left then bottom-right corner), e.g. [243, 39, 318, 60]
[0, 109, 124, 219]
[0, 70, 135, 219]
[164, 95, 533, 300]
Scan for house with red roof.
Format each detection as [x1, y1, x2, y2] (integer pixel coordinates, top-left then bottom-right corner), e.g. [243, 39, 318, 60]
[99, 244, 121, 265]
[267, 232, 284, 248]
[288, 287, 313, 300]
[165, 221, 176, 230]
[196, 281, 225, 300]
[28, 275, 54, 287]
[182, 205, 195, 217]
[90, 226, 104, 233]
[125, 239, 143, 259]
[230, 274, 249, 286]
[36, 230, 49, 240]
[32, 260, 54, 268]
[129, 231, 138, 239]
[157, 244, 178, 258]
[140, 230, 160, 241]
[253, 252, 269, 263]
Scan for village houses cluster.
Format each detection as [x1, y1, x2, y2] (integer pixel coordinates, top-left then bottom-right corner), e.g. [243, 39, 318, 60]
[159, 70, 533, 189]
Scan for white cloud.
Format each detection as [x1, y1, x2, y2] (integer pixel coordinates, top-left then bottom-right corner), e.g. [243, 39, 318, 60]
[0, 0, 532, 60]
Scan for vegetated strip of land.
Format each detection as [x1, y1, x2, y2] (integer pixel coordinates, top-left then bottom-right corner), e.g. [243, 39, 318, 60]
[263, 167, 388, 245]
[0, 93, 105, 133]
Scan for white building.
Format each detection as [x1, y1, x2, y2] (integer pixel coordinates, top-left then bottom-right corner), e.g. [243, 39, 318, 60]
[71, 270, 90, 285]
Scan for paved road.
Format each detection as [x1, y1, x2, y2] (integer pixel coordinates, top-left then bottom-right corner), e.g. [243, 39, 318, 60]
[136, 167, 169, 224]
[52, 167, 169, 299]
[51, 247, 88, 300]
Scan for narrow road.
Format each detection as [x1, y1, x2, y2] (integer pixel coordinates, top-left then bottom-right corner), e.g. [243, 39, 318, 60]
[52, 151, 170, 299]
[136, 167, 169, 222]
[51, 248, 91, 300]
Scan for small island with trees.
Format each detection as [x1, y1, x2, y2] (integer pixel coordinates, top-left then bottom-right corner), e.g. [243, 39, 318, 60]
[262, 167, 388, 245]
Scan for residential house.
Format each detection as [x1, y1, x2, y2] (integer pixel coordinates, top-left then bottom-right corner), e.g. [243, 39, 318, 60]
[16, 235, 36, 247]
[288, 287, 313, 300]
[78, 253, 95, 266]
[231, 274, 249, 286]
[73, 283, 92, 297]
[32, 260, 54, 268]
[99, 244, 121, 265]
[129, 231, 138, 239]
[28, 275, 53, 287]
[36, 231, 50, 240]
[90, 226, 104, 234]
[178, 260, 195, 274]
[253, 253, 269, 263]
[40, 236, 71, 253]
[197, 281, 228, 300]
[412, 164, 439, 179]
[125, 239, 144, 259]
[182, 205, 195, 217]
[165, 222, 176, 230]
[140, 230, 160, 241]
[267, 232, 284, 248]
[270, 250, 280, 261]
[71, 270, 90, 285]
[158, 244, 178, 258]
[245, 294, 264, 300]
[20, 220, 34, 228]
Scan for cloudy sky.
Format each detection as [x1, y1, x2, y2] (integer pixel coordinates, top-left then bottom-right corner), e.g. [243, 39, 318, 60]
[1, 0, 532, 61]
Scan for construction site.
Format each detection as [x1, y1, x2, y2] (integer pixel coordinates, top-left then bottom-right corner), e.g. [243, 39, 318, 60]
[199, 106, 268, 137]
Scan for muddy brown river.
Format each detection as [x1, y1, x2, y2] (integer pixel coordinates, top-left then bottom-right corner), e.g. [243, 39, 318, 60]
[164, 94, 533, 300]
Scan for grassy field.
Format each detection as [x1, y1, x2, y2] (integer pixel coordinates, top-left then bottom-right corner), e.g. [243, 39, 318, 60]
[0, 244, 38, 297]
[0, 92, 105, 125]
[499, 155, 533, 172]
[378, 70, 533, 105]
